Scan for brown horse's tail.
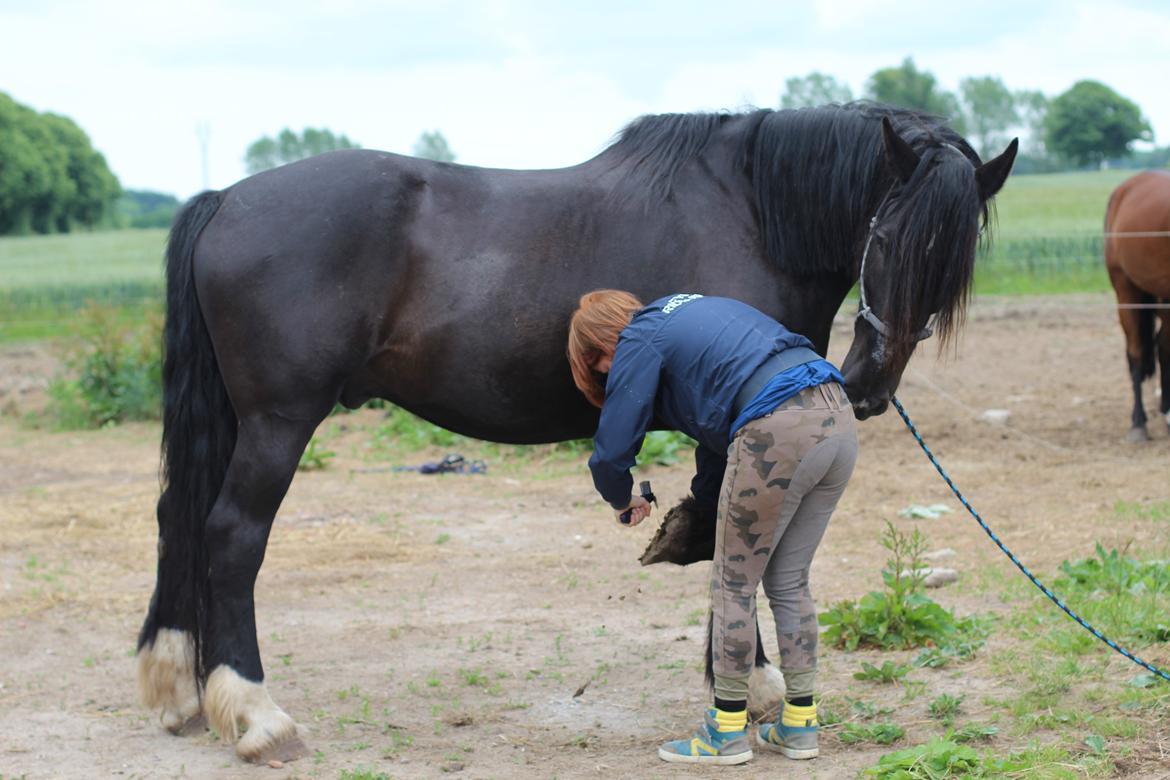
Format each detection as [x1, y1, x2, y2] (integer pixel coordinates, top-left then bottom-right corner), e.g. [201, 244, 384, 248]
[139, 190, 235, 690]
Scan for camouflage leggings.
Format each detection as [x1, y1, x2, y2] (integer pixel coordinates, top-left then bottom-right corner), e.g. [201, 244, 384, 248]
[711, 382, 857, 702]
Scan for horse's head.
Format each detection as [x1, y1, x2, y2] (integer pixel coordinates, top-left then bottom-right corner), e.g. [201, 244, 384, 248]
[842, 117, 1018, 419]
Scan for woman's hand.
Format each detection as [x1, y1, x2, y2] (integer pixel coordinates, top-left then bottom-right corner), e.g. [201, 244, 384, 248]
[615, 495, 652, 526]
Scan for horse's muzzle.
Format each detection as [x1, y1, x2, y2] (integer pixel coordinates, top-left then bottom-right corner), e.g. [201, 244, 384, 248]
[851, 396, 889, 420]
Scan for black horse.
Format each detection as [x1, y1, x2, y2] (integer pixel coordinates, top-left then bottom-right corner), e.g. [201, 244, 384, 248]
[136, 102, 1016, 761]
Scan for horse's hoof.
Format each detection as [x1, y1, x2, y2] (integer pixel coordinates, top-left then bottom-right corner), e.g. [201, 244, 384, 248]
[166, 713, 208, 737]
[1127, 426, 1150, 443]
[242, 731, 308, 764]
[746, 663, 785, 721]
[205, 665, 304, 763]
[138, 629, 202, 734]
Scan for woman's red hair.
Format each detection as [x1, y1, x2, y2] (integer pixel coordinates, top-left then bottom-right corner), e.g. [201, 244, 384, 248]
[567, 290, 644, 407]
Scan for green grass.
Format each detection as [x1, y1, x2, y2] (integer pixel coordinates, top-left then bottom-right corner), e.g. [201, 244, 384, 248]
[975, 169, 1134, 295]
[0, 229, 165, 341]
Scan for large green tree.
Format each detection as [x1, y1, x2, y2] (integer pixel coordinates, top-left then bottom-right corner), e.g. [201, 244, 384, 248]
[780, 72, 853, 109]
[958, 76, 1018, 160]
[0, 92, 119, 235]
[243, 127, 359, 174]
[1045, 80, 1152, 166]
[865, 58, 964, 131]
[412, 130, 456, 162]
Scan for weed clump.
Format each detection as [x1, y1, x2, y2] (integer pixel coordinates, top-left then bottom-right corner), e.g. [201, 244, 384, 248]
[819, 522, 986, 653]
[47, 304, 162, 427]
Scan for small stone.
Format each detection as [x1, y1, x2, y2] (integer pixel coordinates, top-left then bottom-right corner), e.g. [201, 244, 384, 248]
[900, 567, 958, 588]
[979, 409, 1010, 425]
[922, 568, 958, 588]
[267, 759, 284, 769]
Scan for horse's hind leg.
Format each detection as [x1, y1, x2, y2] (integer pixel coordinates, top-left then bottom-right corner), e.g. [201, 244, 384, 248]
[1158, 307, 1170, 434]
[1109, 268, 1152, 441]
[137, 541, 203, 733]
[201, 410, 320, 762]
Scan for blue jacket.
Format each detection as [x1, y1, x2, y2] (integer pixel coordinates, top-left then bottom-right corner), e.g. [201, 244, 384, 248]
[589, 294, 826, 509]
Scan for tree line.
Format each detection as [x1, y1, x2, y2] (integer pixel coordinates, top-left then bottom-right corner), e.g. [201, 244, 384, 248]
[2, 61, 1162, 238]
[0, 91, 120, 236]
[780, 58, 1159, 170]
[243, 127, 456, 175]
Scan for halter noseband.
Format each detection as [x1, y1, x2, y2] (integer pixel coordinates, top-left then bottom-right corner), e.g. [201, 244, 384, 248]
[856, 184, 935, 344]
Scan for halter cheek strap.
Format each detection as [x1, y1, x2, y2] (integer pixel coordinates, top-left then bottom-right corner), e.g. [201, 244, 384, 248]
[856, 184, 935, 344]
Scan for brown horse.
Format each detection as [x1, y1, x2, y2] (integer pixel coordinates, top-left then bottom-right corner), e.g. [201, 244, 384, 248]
[1105, 170, 1170, 441]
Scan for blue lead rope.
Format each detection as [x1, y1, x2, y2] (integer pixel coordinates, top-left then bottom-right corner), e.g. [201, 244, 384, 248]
[892, 396, 1170, 683]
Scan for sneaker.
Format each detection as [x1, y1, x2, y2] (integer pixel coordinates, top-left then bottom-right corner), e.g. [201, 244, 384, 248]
[658, 708, 753, 765]
[757, 702, 818, 759]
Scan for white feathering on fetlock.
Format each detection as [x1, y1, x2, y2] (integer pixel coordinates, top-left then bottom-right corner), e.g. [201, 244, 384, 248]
[747, 663, 786, 721]
[205, 666, 299, 761]
[137, 628, 202, 733]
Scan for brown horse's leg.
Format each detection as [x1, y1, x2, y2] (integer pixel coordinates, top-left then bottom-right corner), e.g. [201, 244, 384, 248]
[1108, 268, 1152, 441]
[1158, 307, 1170, 433]
[201, 410, 320, 762]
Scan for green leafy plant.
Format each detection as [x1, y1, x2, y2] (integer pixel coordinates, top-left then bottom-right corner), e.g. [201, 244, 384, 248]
[1047, 544, 1170, 647]
[951, 723, 997, 743]
[846, 697, 895, 721]
[1056, 544, 1170, 596]
[635, 430, 696, 467]
[372, 405, 466, 451]
[928, 693, 964, 725]
[298, 438, 335, 471]
[820, 522, 986, 653]
[839, 721, 905, 745]
[47, 304, 162, 427]
[338, 770, 393, 780]
[912, 640, 981, 669]
[863, 737, 982, 778]
[855, 661, 911, 684]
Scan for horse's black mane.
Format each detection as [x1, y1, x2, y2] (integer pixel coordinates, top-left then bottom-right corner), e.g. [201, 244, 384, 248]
[608, 102, 989, 356]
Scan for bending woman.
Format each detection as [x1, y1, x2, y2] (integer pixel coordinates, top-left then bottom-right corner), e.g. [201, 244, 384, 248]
[567, 290, 857, 766]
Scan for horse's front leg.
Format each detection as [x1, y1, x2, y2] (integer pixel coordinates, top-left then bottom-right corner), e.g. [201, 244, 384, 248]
[202, 412, 317, 762]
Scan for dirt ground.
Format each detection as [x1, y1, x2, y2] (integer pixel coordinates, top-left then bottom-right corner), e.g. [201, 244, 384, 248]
[2, 294, 1169, 780]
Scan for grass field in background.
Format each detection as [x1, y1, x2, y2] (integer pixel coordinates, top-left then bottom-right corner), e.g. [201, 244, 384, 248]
[974, 169, 1134, 295]
[0, 169, 1153, 341]
[0, 229, 166, 341]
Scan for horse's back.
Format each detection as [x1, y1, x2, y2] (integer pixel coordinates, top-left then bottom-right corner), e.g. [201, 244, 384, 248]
[1105, 171, 1170, 297]
[184, 149, 628, 436]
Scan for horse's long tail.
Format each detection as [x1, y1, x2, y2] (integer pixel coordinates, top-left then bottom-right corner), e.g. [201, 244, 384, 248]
[138, 189, 234, 688]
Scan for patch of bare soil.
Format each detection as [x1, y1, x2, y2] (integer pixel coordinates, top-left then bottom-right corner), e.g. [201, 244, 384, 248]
[1, 295, 1167, 779]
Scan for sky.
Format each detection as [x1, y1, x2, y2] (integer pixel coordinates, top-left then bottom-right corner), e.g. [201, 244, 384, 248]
[2, 0, 1168, 200]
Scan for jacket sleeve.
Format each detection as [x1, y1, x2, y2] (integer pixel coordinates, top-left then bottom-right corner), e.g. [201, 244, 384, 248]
[589, 342, 662, 509]
[690, 443, 726, 508]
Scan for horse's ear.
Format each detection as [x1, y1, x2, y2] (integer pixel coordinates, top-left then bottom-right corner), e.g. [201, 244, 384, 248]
[881, 116, 920, 183]
[976, 138, 1019, 201]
